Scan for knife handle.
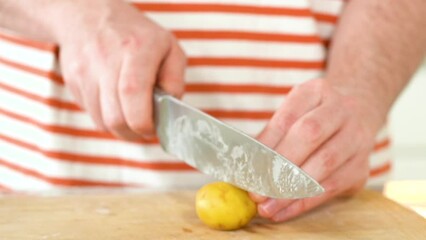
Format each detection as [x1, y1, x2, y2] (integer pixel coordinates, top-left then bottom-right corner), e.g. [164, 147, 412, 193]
[153, 87, 173, 129]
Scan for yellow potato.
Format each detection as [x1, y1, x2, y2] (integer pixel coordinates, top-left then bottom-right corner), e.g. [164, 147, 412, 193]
[195, 181, 257, 231]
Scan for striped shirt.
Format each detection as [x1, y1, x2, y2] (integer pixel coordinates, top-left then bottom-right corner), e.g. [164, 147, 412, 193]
[0, 0, 392, 193]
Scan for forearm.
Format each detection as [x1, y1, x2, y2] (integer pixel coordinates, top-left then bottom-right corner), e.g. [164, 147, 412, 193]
[326, 0, 426, 121]
[0, 0, 61, 41]
[0, 0, 124, 43]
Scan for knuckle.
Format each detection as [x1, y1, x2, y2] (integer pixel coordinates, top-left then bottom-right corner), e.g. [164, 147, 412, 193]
[121, 29, 172, 53]
[298, 118, 323, 143]
[121, 34, 143, 50]
[104, 113, 127, 131]
[275, 113, 297, 134]
[119, 78, 142, 96]
[319, 150, 337, 172]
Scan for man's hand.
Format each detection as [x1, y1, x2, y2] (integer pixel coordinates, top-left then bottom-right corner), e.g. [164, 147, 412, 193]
[53, 0, 186, 139]
[250, 78, 384, 222]
[249, 0, 426, 222]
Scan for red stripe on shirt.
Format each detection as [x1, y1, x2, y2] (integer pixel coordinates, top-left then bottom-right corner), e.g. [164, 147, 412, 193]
[1, 29, 324, 54]
[134, 3, 312, 17]
[204, 109, 273, 120]
[0, 32, 56, 52]
[0, 79, 278, 121]
[186, 83, 292, 94]
[0, 133, 194, 171]
[374, 138, 390, 152]
[0, 81, 80, 111]
[370, 162, 392, 177]
[0, 56, 63, 84]
[188, 58, 325, 69]
[0, 79, 393, 151]
[0, 82, 276, 123]
[1, 56, 323, 89]
[314, 13, 339, 24]
[0, 107, 159, 144]
[323, 39, 332, 48]
[173, 30, 322, 43]
[0, 158, 134, 187]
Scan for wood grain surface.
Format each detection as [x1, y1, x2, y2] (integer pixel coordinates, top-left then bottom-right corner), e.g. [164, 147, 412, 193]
[0, 190, 425, 239]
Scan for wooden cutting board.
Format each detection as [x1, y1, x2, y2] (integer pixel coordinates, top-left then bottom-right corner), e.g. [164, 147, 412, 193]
[0, 190, 425, 239]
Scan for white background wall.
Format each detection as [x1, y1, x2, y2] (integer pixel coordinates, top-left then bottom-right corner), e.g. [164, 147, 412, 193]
[389, 61, 426, 180]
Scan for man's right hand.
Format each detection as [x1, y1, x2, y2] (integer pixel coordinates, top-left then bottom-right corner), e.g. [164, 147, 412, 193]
[50, 0, 186, 140]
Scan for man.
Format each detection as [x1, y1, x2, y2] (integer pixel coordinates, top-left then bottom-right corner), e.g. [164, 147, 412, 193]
[0, 0, 425, 222]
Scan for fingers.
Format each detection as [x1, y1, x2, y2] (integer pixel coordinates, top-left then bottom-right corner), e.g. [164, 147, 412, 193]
[254, 79, 343, 219]
[271, 154, 369, 222]
[251, 78, 376, 223]
[257, 79, 323, 148]
[79, 83, 105, 130]
[321, 153, 370, 195]
[274, 90, 346, 166]
[270, 189, 336, 222]
[257, 122, 357, 219]
[57, 3, 187, 140]
[118, 50, 162, 137]
[99, 58, 141, 140]
[63, 59, 106, 131]
[157, 36, 186, 99]
[66, 35, 184, 139]
[115, 32, 185, 137]
[257, 198, 295, 219]
[300, 121, 360, 183]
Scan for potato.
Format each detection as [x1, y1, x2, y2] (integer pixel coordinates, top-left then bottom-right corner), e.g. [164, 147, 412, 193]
[195, 181, 257, 231]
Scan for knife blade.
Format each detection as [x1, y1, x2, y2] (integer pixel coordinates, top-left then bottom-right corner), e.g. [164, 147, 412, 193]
[153, 89, 324, 199]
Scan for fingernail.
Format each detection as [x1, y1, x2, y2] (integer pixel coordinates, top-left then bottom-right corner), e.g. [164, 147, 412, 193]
[259, 200, 278, 217]
[249, 192, 268, 203]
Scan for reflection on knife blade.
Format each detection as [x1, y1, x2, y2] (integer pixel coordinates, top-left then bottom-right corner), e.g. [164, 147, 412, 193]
[154, 90, 325, 199]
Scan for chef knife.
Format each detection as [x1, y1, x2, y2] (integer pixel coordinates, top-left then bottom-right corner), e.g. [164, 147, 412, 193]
[154, 89, 324, 199]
